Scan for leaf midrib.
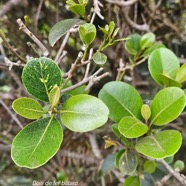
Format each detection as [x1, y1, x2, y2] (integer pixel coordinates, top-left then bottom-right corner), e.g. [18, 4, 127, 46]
[151, 95, 183, 124]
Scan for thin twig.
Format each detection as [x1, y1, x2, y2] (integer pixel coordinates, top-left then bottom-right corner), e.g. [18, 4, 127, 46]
[4, 57, 25, 70]
[0, 32, 26, 63]
[157, 159, 186, 186]
[83, 48, 93, 79]
[93, 0, 104, 20]
[105, 0, 138, 6]
[34, 0, 44, 31]
[0, 100, 23, 129]
[17, 18, 49, 57]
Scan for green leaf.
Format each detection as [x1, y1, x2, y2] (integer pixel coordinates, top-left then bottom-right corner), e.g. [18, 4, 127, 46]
[118, 116, 148, 138]
[150, 87, 186, 126]
[175, 63, 186, 83]
[143, 160, 156, 174]
[142, 43, 165, 57]
[111, 124, 120, 138]
[148, 48, 180, 86]
[78, 23, 96, 46]
[108, 21, 115, 37]
[123, 176, 141, 186]
[164, 156, 174, 164]
[114, 149, 125, 168]
[12, 97, 46, 119]
[49, 18, 84, 46]
[98, 81, 143, 123]
[68, 4, 85, 16]
[141, 104, 151, 121]
[140, 32, 155, 50]
[101, 154, 116, 176]
[92, 51, 107, 65]
[135, 130, 182, 159]
[125, 34, 141, 55]
[174, 160, 185, 171]
[49, 85, 60, 108]
[11, 117, 63, 168]
[61, 94, 109, 132]
[22, 57, 62, 102]
[159, 73, 181, 88]
[119, 150, 138, 174]
[66, 85, 87, 95]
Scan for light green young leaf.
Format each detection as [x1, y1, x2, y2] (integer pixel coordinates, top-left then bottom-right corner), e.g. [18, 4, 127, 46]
[143, 160, 156, 174]
[49, 18, 84, 46]
[140, 32, 155, 50]
[22, 57, 62, 102]
[135, 130, 182, 159]
[49, 85, 60, 108]
[141, 104, 151, 121]
[119, 150, 138, 175]
[159, 73, 181, 88]
[98, 81, 143, 123]
[92, 51, 107, 65]
[125, 34, 141, 55]
[118, 116, 148, 138]
[11, 117, 63, 168]
[174, 160, 185, 171]
[150, 87, 186, 126]
[148, 48, 180, 86]
[108, 21, 115, 37]
[124, 176, 141, 186]
[175, 63, 186, 83]
[61, 94, 109, 132]
[68, 4, 85, 16]
[12, 97, 46, 119]
[78, 23, 96, 46]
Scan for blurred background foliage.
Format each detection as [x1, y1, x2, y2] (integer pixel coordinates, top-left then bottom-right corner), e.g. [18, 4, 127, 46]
[0, 0, 186, 185]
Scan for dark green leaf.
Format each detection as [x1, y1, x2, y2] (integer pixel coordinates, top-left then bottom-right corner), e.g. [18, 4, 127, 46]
[135, 130, 182, 159]
[61, 94, 109, 132]
[11, 117, 63, 168]
[49, 18, 84, 46]
[119, 150, 138, 174]
[22, 57, 62, 102]
[150, 87, 186, 126]
[98, 81, 143, 123]
[114, 149, 125, 168]
[12, 97, 46, 119]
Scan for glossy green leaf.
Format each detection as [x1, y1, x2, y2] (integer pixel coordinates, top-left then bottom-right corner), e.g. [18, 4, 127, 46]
[141, 104, 151, 121]
[119, 150, 138, 174]
[49, 85, 60, 108]
[78, 23, 96, 46]
[140, 32, 155, 49]
[98, 81, 143, 123]
[123, 176, 140, 186]
[125, 34, 141, 55]
[143, 160, 156, 174]
[159, 73, 181, 88]
[11, 117, 63, 168]
[118, 116, 148, 138]
[148, 48, 180, 86]
[61, 94, 109, 132]
[142, 43, 165, 57]
[69, 4, 85, 16]
[49, 18, 84, 46]
[150, 87, 186, 126]
[12, 97, 45, 119]
[135, 130, 182, 159]
[175, 63, 186, 83]
[22, 57, 62, 102]
[114, 149, 125, 168]
[92, 51, 107, 65]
